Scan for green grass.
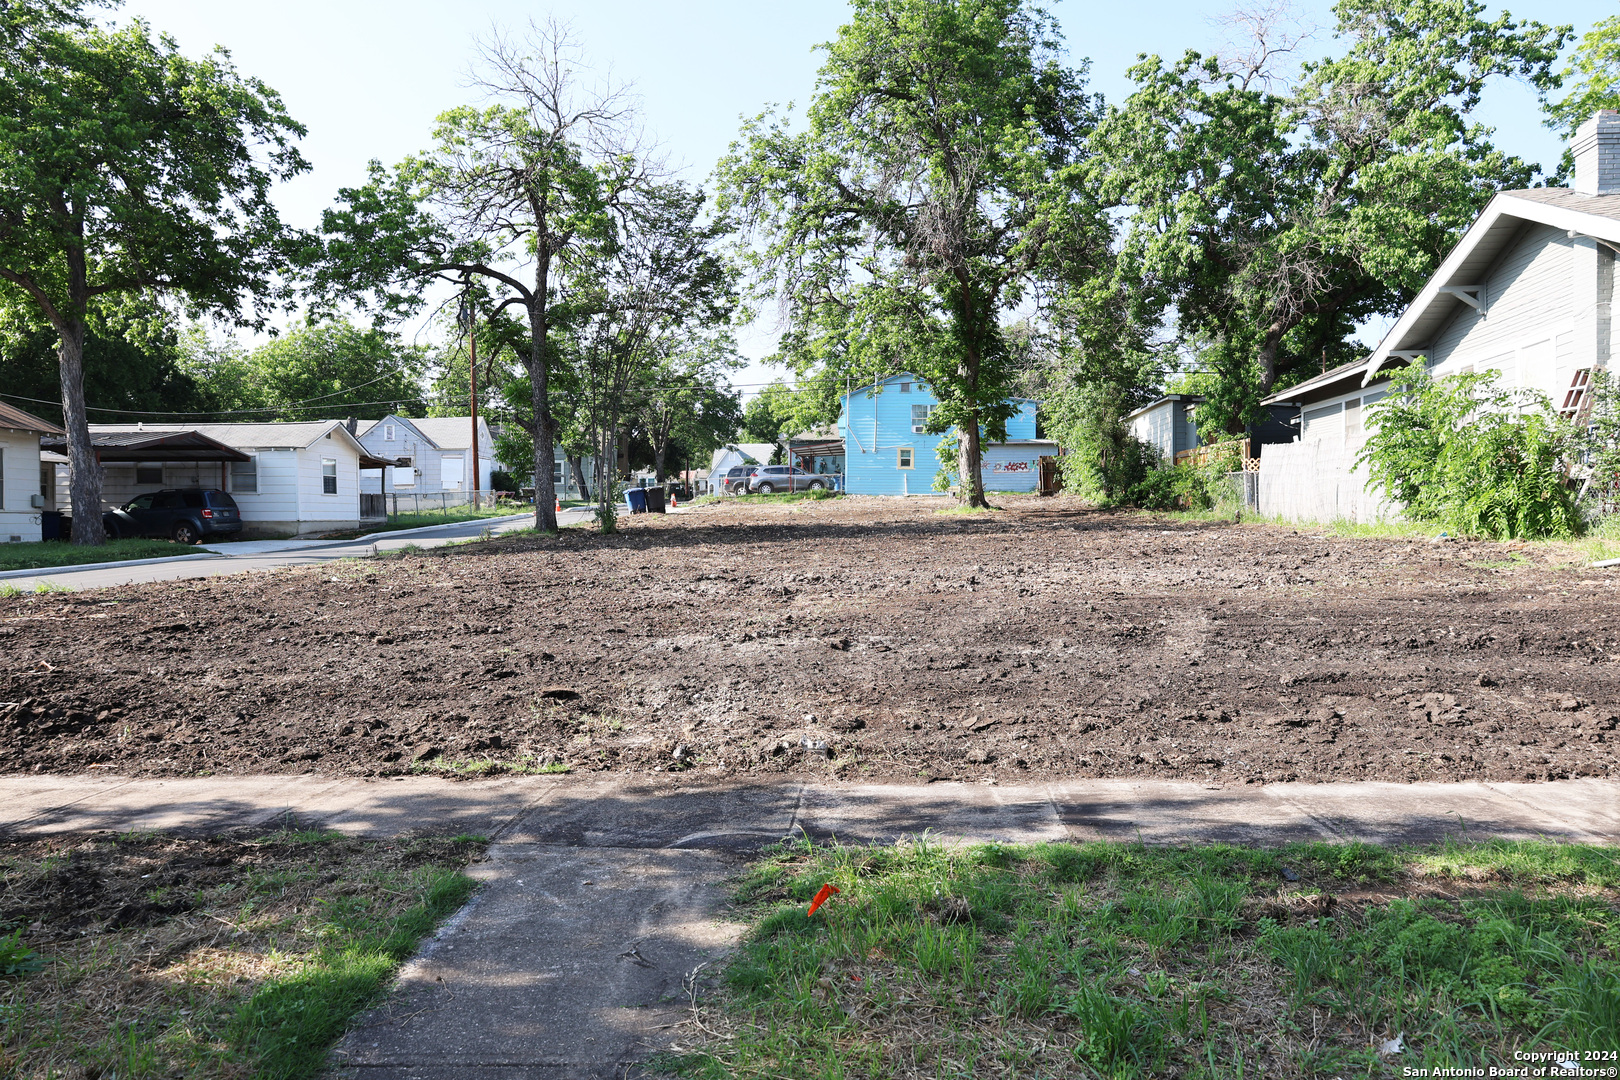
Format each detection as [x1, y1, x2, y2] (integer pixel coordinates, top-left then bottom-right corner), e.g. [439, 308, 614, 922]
[0, 537, 208, 573]
[661, 838, 1620, 1080]
[731, 488, 841, 504]
[934, 503, 1004, 516]
[0, 829, 483, 1080]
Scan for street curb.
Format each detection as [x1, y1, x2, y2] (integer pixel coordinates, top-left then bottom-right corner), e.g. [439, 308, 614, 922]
[0, 551, 222, 581]
[348, 512, 537, 545]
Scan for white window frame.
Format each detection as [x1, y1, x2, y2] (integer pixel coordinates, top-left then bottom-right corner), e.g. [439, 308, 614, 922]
[321, 457, 338, 495]
[392, 456, 415, 487]
[230, 453, 258, 494]
[896, 447, 915, 469]
[384, 423, 396, 441]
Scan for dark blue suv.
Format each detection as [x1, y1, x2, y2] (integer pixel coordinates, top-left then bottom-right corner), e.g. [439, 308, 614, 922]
[104, 488, 243, 544]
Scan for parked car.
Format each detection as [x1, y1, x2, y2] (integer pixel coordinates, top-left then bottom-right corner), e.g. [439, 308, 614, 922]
[747, 465, 830, 494]
[722, 465, 759, 494]
[103, 488, 243, 544]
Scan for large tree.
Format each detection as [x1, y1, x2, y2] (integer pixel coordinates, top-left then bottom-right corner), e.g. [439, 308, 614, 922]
[718, 0, 1107, 507]
[0, 2, 307, 543]
[311, 20, 647, 533]
[1093, 0, 1570, 433]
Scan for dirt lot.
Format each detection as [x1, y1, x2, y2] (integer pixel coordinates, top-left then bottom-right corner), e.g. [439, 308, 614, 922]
[2, 495, 1617, 786]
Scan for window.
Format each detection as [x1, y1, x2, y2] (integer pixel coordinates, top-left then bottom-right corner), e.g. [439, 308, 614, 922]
[441, 456, 465, 488]
[384, 423, 396, 442]
[899, 381, 911, 393]
[154, 491, 184, 510]
[552, 463, 564, 485]
[135, 465, 163, 486]
[392, 457, 414, 487]
[322, 458, 337, 495]
[897, 447, 914, 469]
[126, 493, 156, 511]
[910, 403, 933, 433]
[230, 454, 257, 494]
[1344, 399, 1362, 442]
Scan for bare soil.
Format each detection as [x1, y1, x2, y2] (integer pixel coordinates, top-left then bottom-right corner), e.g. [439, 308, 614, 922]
[2, 495, 1617, 785]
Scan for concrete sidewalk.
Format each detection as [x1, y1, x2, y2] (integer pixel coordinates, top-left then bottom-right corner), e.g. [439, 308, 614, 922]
[0, 508, 592, 592]
[6, 774, 1614, 1079]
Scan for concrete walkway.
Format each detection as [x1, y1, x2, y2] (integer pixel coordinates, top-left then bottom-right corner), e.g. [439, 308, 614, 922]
[0, 509, 592, 593]
[5, 774, 1614, 1079]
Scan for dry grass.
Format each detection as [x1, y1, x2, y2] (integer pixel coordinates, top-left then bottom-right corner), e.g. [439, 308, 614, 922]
[0, 828, 483, 1080]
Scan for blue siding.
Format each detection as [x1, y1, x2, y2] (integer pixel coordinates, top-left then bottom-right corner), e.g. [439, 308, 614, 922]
[836, 374, 1037, 495]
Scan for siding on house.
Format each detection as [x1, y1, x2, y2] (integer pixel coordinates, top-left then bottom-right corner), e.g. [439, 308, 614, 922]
[0, 430, 45, 542]
[296, 439, 360, 530]
[836, 374, 1039, 495]
[1423, 223, 1582, 400]
[1125, 397, 1199, 464]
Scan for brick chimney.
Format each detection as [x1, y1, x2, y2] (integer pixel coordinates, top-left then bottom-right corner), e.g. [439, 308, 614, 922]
[1573, 110, 1620, 195]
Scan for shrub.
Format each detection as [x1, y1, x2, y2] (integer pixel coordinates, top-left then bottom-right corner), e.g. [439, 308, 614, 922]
[489, 470, 519, 493]
[1359, 368, 1582, 539]
[1128, 461, 1216, 510]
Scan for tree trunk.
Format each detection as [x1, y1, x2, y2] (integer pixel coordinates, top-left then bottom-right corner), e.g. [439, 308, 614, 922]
[569, 454, 590, 501]
[528, 301, 558, 533]
[957, 417, 989, 509]
[1257, 324, 1284, 394]
[59, 319, 106, 545]
[653, 442, 666, 485]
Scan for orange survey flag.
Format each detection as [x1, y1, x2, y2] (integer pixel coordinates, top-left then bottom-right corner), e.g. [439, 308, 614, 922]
[807, 883, 840, 916]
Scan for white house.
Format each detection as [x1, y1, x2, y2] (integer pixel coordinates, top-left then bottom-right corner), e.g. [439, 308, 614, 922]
[0, 401, 64, 543]
[72, 421, 374, 537]
[1125, 395, 1202, 464]
[1256, 111, 1620, 523]
[358, 415, 495, 494]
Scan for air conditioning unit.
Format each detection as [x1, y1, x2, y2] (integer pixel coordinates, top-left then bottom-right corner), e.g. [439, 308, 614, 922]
[912, 425, 926, 433]
[29, 493, 45, 508]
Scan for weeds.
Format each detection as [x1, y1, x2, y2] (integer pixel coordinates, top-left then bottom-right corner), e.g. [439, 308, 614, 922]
[0, 830, 483, 1080]
[0, 537, 208, 573]
[663, 839, 1620, 1080]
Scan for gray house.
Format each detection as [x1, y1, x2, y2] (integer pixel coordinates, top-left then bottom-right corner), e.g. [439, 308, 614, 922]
[1256, 110, 1620, 523]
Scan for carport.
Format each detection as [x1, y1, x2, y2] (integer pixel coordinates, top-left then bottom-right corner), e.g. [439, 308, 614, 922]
[41, 430, 251, 515]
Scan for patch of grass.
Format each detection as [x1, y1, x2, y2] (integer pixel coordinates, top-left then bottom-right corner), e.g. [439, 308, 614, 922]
[665, 839, 1620, 1079]
[0, 829, 483, 1080]
[408, 755, 571, 777]
[934, 503, 1004, 516]
[733, 488, 840, 504]
[0, 537, 207, 573]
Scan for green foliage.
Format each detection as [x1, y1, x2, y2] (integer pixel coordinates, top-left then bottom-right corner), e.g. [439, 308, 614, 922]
[1359, 368, 1582, 539]
[718, 0, 1108, 507]
[740, 381, 798, 443]
[1544, 15, 1620, 177]
[1578, 368, 1620, 516]
[1094, 0, 1571, 423]
[0, 537, 207, 573]
[664, 839, 1620, 1078]
[1128, 461, 1213, 511]
[0, 0, 308, 543]
[180, 320, 429, 420]
[489, 470, 518, 493]
[0, 929, 45, 977]
[228, 867, 475, 1080]
[0, 320, 212, 425]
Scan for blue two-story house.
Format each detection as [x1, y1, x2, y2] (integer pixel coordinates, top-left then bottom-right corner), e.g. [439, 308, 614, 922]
[834, 374, 1055, 495]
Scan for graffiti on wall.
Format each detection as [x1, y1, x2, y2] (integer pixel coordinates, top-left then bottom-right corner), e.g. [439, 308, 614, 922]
[990, 460, 1032, 473]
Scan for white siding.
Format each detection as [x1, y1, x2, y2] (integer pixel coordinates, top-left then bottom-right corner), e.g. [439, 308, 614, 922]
[981, 445, 1048, 492]
[1426, 223, 1576, 397]
[229, 449, 301, 531]
[0, 430, 44, 542]
[297, 441, 359, 529]
[1128, 401, 1176, 463]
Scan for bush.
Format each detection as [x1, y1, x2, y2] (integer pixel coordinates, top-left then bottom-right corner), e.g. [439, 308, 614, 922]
[489, 470, 519, 493]
[1127, 461, 1217, 511]
[1358, 369, 1582, 539]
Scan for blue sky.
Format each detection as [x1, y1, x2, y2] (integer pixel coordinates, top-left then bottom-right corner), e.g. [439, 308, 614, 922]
[120, 0, 1614, 391]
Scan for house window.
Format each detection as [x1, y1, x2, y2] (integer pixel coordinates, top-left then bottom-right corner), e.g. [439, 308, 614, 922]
[552, 463, 564, 485]
[135, 465, 163, 486]
[1343, 399, 1361, 442]
[441, 456, 465, 488]
[897, 447, 914, 469]
[910, 404, 933, 433]
[392, 457, 414, 487]
[230, 454, 258, 494]
[384, 423, 396, 441]
[899, 381, 911, 393]
[322, 458, 338, 495]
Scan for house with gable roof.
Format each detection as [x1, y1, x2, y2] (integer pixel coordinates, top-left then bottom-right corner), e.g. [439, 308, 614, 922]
[1255, 111, 1620, 523]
